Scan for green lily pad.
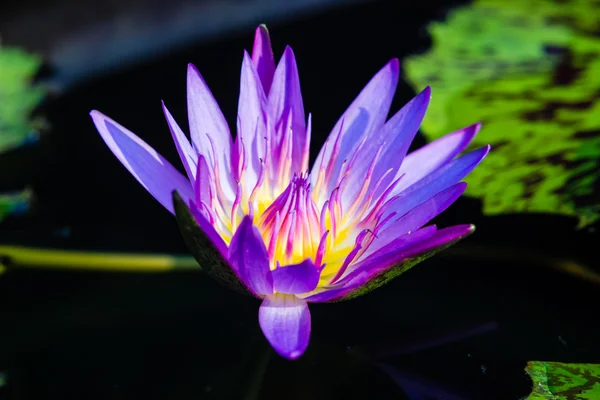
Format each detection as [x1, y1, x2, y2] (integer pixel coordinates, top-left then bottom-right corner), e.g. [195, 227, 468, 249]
[404, 0, 600, 227]
[526, 361, 600, 399]
[0, 47, 45, 154]
[172, 191, 252, 296]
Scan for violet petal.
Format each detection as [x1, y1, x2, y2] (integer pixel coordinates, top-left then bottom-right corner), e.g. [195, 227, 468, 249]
[238, 51, 268, 189]
[187, 64, 235, 197]
[310, 59, 399, 201]
[370, 182, 467, 256]
[268, 46, 307, 173]
[251, 24, 276, 95]
[304, 224, 475, 302]
[228, 215, 273, 295]
[90, 111, 194, 214]
[259, 293, 311, 359]
[396, 123, 482, 192]
[343, 87, 431, 206]
[272, 259, 321, 294]
[162, 101, 198, 182]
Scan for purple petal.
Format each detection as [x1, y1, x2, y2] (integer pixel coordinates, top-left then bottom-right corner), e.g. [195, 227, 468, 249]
[90, 111, 193, 214]
[382, 145, 489, 214]
[372, 182, 467, 255]
[268, 46, 307, 173]
[194, 155, 213, 206]
[396, 123, 482, 191]
[228, 215, 273, 295]
[259, 294, 311, 359]
[272, 259, 321, 294]
[162, 101, 198, 181]
[305, 226, 437, 301]
[306, 224, 475, 302]
[187, 64, 235, 196]
[238, 51, 268, 188]
[310, 59, 399, 201]
[251, 24, 276, 95]
[341, 87, 431, 207]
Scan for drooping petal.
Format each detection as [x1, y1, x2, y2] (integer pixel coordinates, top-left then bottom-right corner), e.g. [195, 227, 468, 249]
[187, 64, 235, 196]
[341, 87, 431, 208]
[305, 224, 475, 302]
[272, 259, 321, 294]
[396, 123, 482, 191]
[268, 46, 307, 173]
[259, 293, 311, 359]
[90, 111, 194, 214]
[251, 24, 276, 95]
[228, 215, 273, 295]
[162, 101, 198, 181]
[310, 59, 399, 202]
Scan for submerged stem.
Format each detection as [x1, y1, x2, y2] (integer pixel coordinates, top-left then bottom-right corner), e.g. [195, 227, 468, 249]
[0, 243, 595, 286]
[0, 245, 199, 273]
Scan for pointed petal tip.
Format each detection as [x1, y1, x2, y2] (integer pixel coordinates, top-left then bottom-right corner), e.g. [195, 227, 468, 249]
[283, 45, 296, 58]
[482, 143, 492, 156]
[422, 85, 432, 97]
[383, 58, 400, 76]
[257, 24, 270, 34]
[187, 63, 203, 80]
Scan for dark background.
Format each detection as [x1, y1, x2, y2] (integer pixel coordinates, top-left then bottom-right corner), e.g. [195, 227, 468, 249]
[0, 0, 598, 398]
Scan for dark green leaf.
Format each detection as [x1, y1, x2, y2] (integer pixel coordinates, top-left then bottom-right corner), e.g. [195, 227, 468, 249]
[526, 361, 600, 399]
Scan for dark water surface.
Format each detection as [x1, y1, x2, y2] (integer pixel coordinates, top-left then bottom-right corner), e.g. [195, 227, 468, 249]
[0, 0, 598, 398]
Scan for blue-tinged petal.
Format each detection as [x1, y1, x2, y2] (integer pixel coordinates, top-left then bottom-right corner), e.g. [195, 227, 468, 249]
[162, 101, 198, 181]
[272, 259, 321, 294]
[379, 146, 489, 218]
[310, 59, 399, 203]
[364, 183, 466, 259]
[306, 226, 437, 298]
[341, 87, 431, 207]
[90, 111, 194, 214]
[194, 155, 213, 207]
[305, 225, 474, 303]
[251, 24, 276, 95]
[259, 293, 311, 359]
[238, 51, 268, 189]
[228, 215, 273, 295]
[187, 64, 235, 197]
[268, 46, 307, 173]
[396, 123, 482, 191]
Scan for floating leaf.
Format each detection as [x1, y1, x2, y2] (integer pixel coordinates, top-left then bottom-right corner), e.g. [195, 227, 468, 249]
[404, 0, 600, 227]
[525, 361, 600, 399]
[0, 47, 45, 154]
[0, 189, 31, 223]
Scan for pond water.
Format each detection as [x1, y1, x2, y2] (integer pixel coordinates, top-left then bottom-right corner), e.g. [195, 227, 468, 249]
[0, 0, 598, 398]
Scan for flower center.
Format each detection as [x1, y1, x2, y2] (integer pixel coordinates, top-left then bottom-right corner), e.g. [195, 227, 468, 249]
[256, 173, 324, 268]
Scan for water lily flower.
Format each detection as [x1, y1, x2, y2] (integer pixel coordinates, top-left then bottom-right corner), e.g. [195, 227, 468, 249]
[90, 25, 489, 360]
